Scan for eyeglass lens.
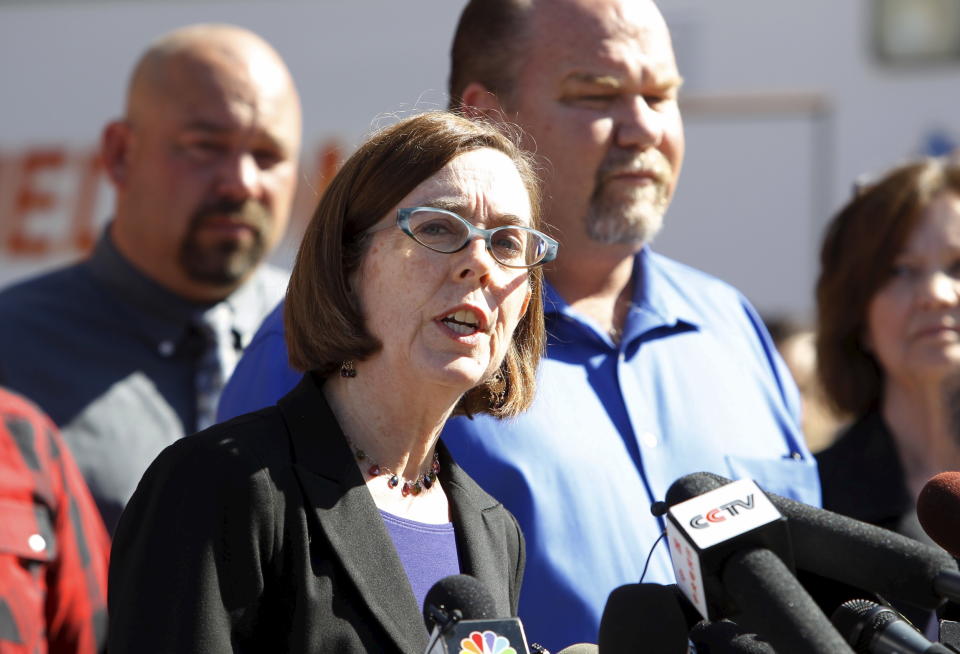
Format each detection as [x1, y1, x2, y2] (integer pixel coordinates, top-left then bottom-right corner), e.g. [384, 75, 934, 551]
[407, 208, 547, 267]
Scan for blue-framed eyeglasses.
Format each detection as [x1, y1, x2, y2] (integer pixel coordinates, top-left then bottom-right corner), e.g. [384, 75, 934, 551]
[396, 206, 558, 269]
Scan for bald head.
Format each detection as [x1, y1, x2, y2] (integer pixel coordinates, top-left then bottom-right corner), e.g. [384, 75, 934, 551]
[127, 24, 300, 130]
[103, 24, 302, 303]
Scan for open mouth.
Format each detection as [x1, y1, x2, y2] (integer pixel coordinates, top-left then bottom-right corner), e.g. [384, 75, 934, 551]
[440, 309, 482, 336]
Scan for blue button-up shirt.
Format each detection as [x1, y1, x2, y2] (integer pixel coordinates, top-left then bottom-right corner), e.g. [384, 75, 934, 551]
[442, 248, 820, 650]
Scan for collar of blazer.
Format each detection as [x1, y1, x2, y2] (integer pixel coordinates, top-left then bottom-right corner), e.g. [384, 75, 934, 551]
[277, 372, 516, 653]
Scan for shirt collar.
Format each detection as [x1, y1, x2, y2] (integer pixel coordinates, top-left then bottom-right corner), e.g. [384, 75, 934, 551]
[84, 226, 269, 352]
[543, 247, 701, 344]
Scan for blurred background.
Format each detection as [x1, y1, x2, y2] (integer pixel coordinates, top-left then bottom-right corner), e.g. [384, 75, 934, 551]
[1, 0, 959, 327]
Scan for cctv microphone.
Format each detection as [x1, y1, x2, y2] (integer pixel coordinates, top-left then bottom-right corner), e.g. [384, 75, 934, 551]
[662, 477, 852, 653]
[422, 574, 530, 654]
[831, 598, 954, 653]
[918, 472, 960, 559]
[597, 583, 693, 654]
[665, 472, 960, 609]
[688, 619, 777, 653]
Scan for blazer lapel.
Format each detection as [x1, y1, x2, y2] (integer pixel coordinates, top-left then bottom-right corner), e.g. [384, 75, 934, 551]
[278, 374, 428, 653]
[441, 444, 517, 617]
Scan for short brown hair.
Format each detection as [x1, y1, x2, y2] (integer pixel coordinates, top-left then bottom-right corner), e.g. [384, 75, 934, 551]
[816, 158, 960, 416]
[448, 0, 532, 109]
[285, 111, 545, 418]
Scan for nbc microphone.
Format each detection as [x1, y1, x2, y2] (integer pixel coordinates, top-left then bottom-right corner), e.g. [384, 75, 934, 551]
[423, 574, 530, 654]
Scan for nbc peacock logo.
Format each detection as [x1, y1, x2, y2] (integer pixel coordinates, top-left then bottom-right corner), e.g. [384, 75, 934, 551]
[459, 630, 517, 654]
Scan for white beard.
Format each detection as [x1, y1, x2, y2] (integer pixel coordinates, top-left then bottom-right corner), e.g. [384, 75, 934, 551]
[585, 147, 673, 246]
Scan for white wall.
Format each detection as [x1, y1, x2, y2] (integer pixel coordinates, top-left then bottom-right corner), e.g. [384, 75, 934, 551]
[657, 0, 960, 320]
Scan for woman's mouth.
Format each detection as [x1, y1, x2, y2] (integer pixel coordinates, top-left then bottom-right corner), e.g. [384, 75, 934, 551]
[440, 309, 481, 336]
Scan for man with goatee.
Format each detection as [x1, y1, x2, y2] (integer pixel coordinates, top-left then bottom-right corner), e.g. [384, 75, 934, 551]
[0, 23, 301, 534]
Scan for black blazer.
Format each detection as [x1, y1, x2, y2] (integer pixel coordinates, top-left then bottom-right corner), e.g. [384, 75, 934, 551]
[108, 373, 525, 653]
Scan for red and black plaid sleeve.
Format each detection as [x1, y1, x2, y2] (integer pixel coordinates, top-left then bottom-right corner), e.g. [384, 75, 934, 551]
[0, 388, 109, 654]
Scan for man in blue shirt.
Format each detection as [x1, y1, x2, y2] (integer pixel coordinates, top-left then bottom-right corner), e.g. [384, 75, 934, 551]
[218, 0, 821, 648]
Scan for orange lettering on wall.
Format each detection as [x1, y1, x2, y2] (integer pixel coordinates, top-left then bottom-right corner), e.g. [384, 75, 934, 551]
[71, 150, 103, 252]
[9, 148, 65, 255]
[315, 141, 343, 197]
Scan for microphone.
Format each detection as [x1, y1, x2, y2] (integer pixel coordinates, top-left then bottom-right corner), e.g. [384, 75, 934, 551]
[526, 642, 598, 653]
[831, 598, 953, 653]
[597, 583, 693, 653]
[423, 574, 495, 629]
[916, 472, 960, 651]
[662, 478, 793, 620]
[918, 471, 960, 558]
[422, 574, 530, 654]
[662, 477, 851, 653]
[689, 619, 777, 653]
[719, 547, 853, 654]
[665, 472, 960, 609]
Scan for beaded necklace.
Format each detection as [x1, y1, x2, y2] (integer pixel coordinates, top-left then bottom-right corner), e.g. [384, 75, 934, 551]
[351, 443, 440, 497]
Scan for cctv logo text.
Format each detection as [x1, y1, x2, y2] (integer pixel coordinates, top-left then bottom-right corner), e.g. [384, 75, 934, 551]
[688, 494, 756, 529]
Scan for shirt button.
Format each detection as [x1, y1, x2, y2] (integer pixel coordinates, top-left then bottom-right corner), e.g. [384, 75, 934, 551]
[28, 534, 46, 553]
[791, 451, 803, 461]
[158, 340, 175, 357]
[640, 431, 659, 448]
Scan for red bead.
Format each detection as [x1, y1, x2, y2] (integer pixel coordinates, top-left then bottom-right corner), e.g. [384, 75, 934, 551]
[401, 482, 411, 497]
[368, 464, 381, 477]
[432, 460, 440, 473]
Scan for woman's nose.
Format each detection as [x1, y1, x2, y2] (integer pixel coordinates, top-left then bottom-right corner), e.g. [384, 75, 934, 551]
[454, 236, 496, 286]
[917, 270, 960, 308]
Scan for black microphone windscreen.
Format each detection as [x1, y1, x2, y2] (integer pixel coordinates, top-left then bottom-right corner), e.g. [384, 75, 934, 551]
[689, 620, 777, 653]
[770, 489, 956, 609]
[831, 598, 954, 654]
[422, 574, 496, 630]
[666, 471, 959, 609]
[918, 471, 960, 558]
[721, 547, 852, 654]
[665, 470, 728, 507]
[598, 583, 690, 654]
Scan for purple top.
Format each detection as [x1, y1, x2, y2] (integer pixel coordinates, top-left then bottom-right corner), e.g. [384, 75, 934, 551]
[380, 510, 461, 615]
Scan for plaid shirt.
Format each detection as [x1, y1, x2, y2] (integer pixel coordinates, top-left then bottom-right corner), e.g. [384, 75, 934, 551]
[0, 388, 109, 654]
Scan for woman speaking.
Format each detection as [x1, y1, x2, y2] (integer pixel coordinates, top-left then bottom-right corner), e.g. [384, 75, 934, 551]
[107, 111, 557, 653]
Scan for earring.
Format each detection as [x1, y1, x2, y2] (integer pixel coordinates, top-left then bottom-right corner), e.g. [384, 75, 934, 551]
[490, 369, 506, 404]
[340, 360, 357, 378]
